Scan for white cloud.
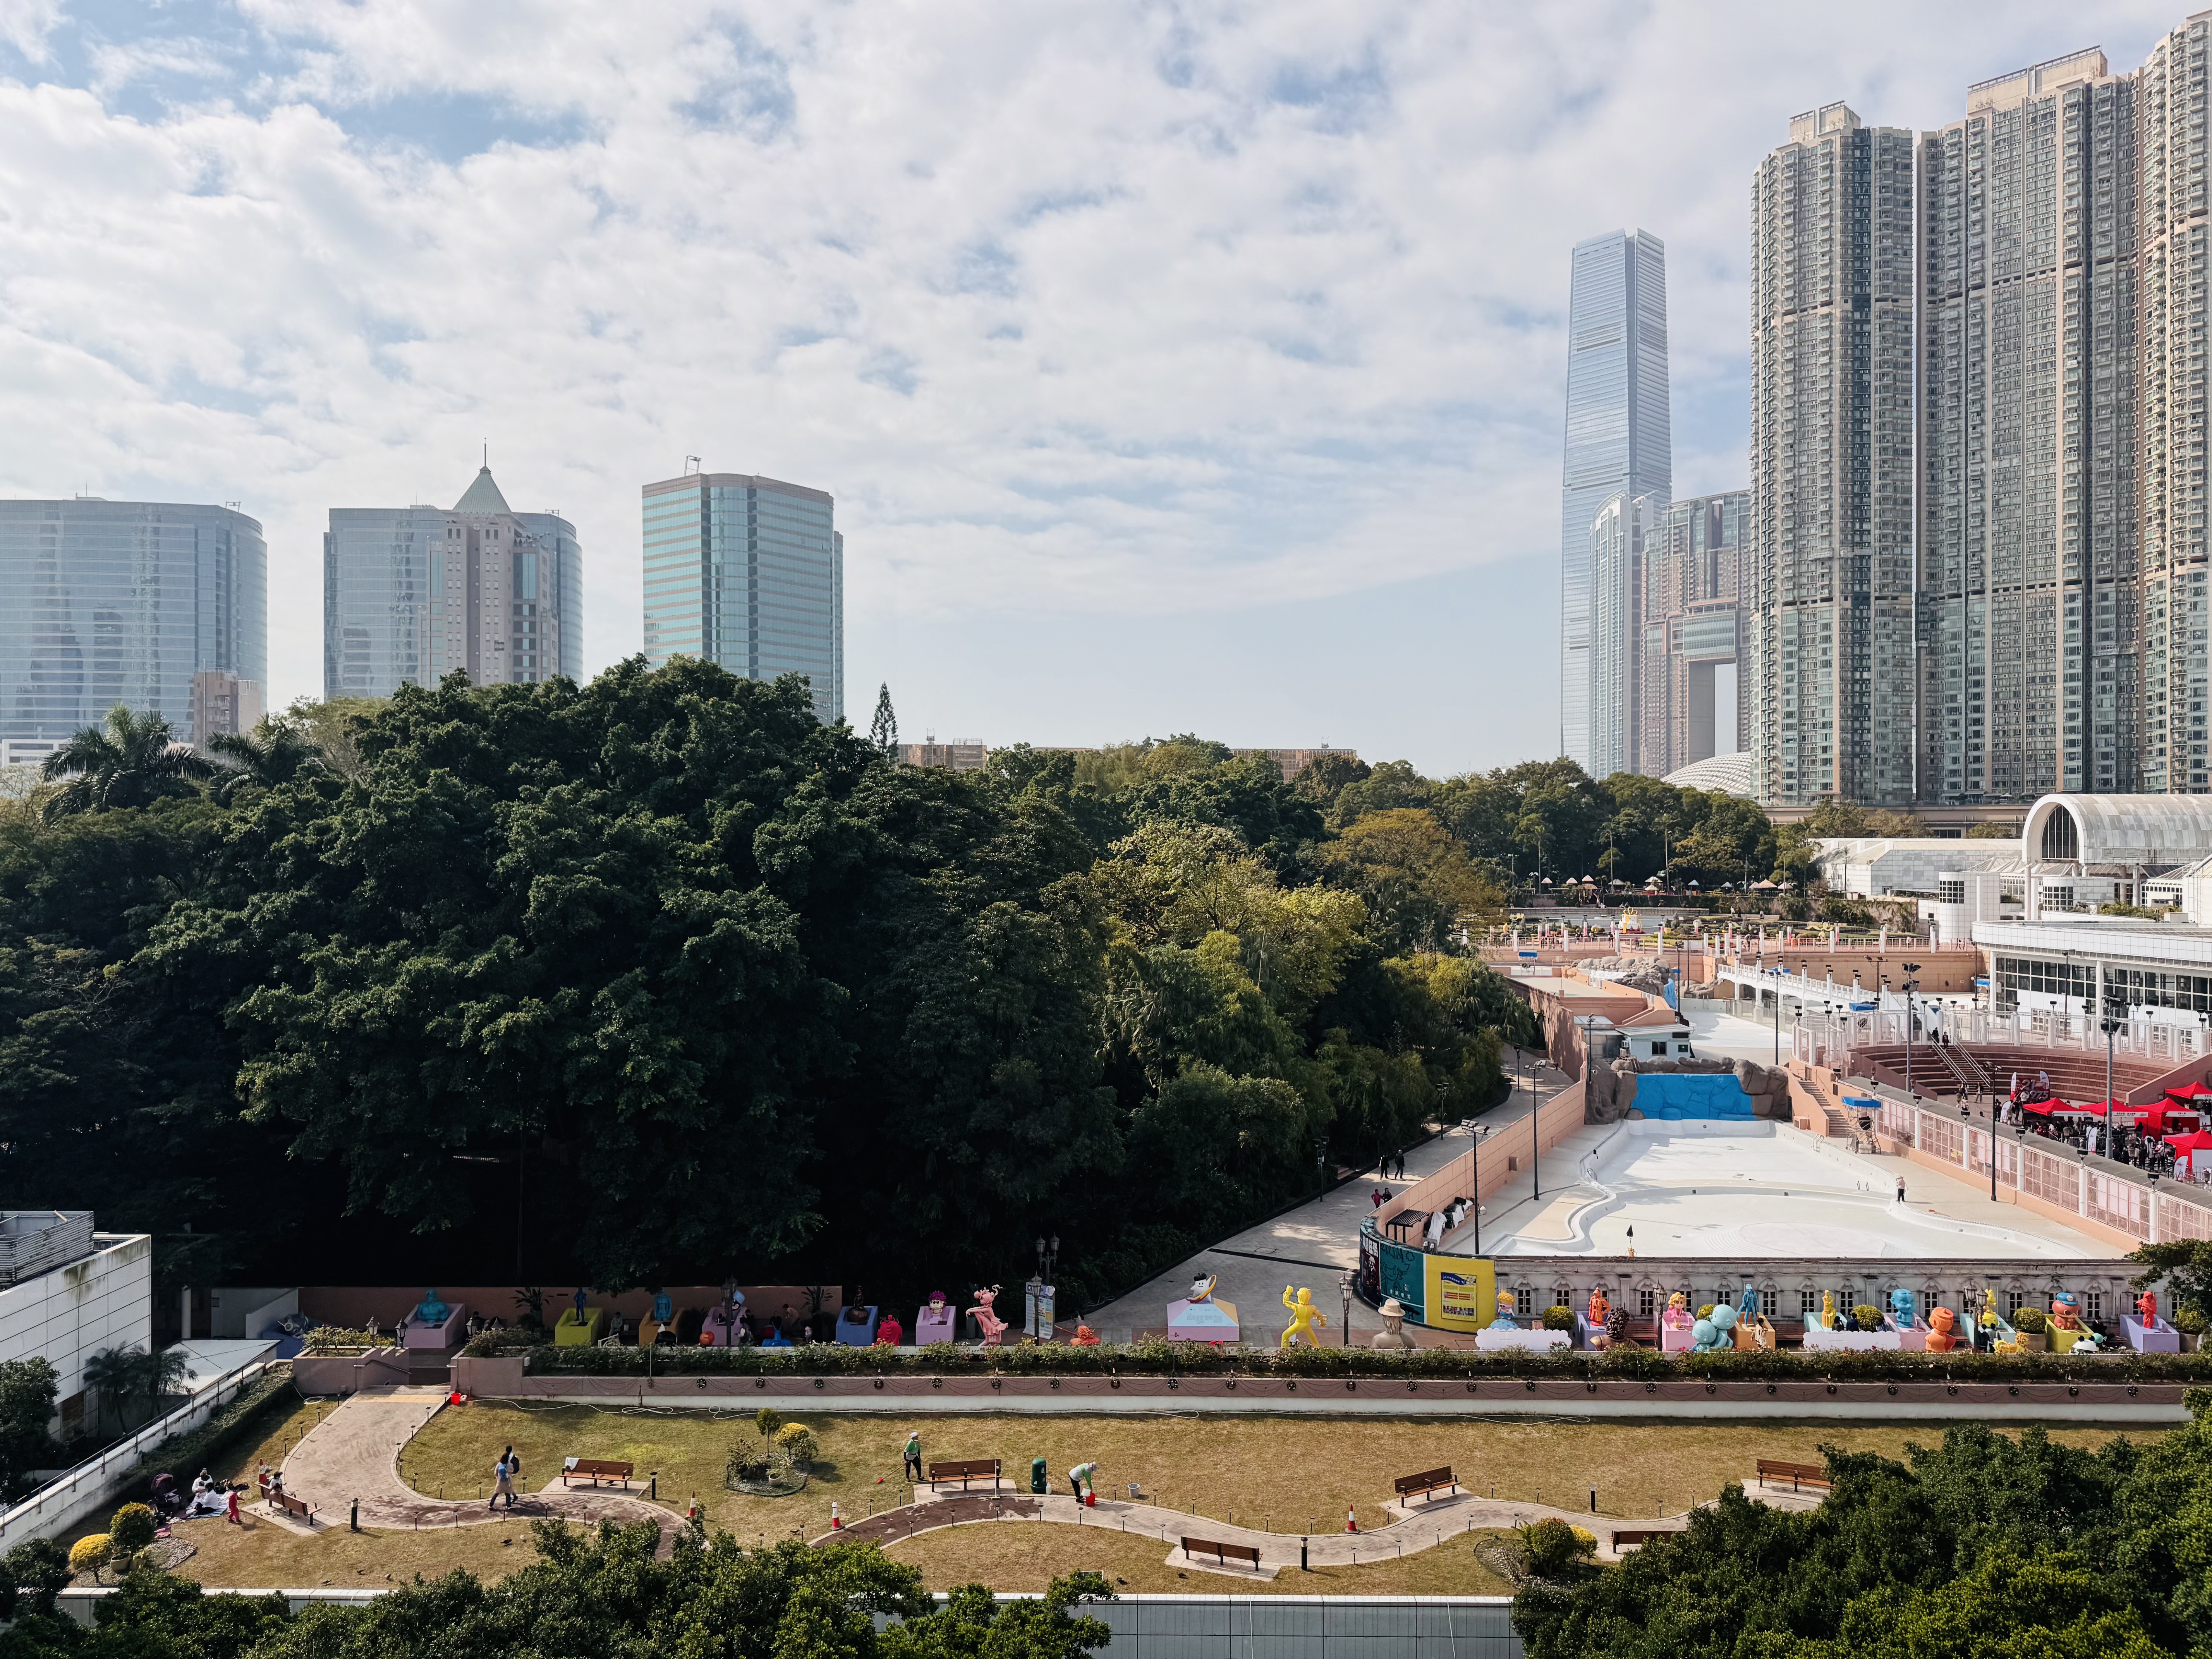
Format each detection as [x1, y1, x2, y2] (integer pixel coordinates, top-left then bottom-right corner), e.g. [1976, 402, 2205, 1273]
[0, 0, 2193, 769]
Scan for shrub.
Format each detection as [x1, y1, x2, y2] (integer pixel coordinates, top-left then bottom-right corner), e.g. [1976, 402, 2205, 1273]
[1696, 1305, 1716, 1321]
[754, 1408, 782, 1438]
[1541, 1307, 1573, 1331]
[2013, 1307, 2048, 1334]
[301, 1327, 394, 1354]
[108, 1503, 156, 1556]
[1517, 1516, 1596, 1579]
[69, 1535, 111, 1583]
[773, 1423, 817, 1469]
[2173, 1306, 2207, 1336]
[4, 1538, 69, 1618]
[1853, 1305, 1883, 1330]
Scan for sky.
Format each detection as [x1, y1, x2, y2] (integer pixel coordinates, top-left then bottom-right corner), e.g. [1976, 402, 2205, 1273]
[0, 1, 2192, 776]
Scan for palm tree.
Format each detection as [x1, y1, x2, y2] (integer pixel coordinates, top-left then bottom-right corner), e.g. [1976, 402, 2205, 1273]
[205, 722, 325, 802]
[39, 706, 215, 821]
[133, 1347, 191, 1422]
[80, 1346, 140, 1435]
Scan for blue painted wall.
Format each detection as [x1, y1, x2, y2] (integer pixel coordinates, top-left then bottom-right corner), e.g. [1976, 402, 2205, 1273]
[1632, 1073, 1756, 1121]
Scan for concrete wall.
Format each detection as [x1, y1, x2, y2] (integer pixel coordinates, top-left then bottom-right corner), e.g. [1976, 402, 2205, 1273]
[0, 1234, 151, 1432]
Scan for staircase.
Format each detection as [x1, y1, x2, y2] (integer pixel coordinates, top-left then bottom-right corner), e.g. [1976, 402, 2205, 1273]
[1936, 1042, 1992, 1096]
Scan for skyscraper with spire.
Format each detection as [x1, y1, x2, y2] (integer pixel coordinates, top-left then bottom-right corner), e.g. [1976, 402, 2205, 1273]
[324, 464, 581, 699]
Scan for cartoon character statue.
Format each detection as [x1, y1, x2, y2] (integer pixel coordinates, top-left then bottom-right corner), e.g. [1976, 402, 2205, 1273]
[1585, 1287, 1611, 1350]
[1737, 1283, 1761, 1320]
[1492, 1292, 1519, 1330]
[2049, 1291, 2082, 1333]
[1280, 1285, 1329, 1348]
[968, 1285, 1008, 1347]
[1925, 1307, 1958, 1351]
[1889, 1288, 1919, 1331]
[1662, 1291, 1694, 1333]
[1689, 1317, 1717, 1351]
[414, 1290, 450, 1327]
[1690, 1304, 1737, 1352]
[653, 1289, 675, 1325]
[1071, 1324, 1101, 1347]
[1188, 1274, 1219, 1304]
[2138, 1290, 2162, 1328]
[1820, 1290, 1838, 1330]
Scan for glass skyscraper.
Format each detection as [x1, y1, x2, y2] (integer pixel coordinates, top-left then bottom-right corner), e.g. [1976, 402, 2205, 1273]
[324, 467, 581, 700]
[0, 498, 265, 756]
[642, 471, 843, 723]
[1562, 229, 1671, 773]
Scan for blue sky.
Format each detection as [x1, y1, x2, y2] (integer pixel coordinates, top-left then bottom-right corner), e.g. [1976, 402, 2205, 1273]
[0, 1, 2191, 773]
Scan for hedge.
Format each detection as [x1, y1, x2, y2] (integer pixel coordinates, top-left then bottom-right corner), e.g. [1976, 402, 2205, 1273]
[492, 1337, 2212, 1386]
[122, 1367, 296, 1489]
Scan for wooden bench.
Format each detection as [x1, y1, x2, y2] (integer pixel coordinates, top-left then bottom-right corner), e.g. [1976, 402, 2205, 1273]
[926, 1458, 1002, 1492]
[1182, 1536, 1262, 1571]
[273, 1491, 315, 1525]
[1393, 1466, 1459, 1504]
[562, 1458, 635, 1489]
[1609, 1528, 1666, 1551]
[1755, 1459, 1831, 1493]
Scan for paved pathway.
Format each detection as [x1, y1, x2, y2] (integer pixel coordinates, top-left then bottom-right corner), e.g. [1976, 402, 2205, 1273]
[823, 1480, 1821, 1571]
[280, 1387, 676, 1541]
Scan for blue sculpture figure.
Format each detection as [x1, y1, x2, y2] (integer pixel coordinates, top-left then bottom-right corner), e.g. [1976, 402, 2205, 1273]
[1491, 1293, 1518, 1329]
[1736, 1283, 1760, 1319]
[653, 1290, 674, 1325]
[1889, 1288, 1918, 1330]
[1689, 1318, 1717, 1351]
[414, 1290, 450, 1327]
[1690, 1305, 1738, 1352]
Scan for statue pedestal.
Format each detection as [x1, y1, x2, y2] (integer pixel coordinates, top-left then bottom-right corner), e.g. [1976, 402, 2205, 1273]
[1167, 1297, 1240, 1344]
[1660, 1317, 1696, 1353]
[404, 1305, 465, 1350]
[1803, 1326, 1901, 1352]
[915, 1306, 957, 1345]
[835, 1306, 880, 1346]
[1476, 1327, 1569, 1352]
[2124, 1315, 2179, 1353]
[1574, 1313, 1609, 1350]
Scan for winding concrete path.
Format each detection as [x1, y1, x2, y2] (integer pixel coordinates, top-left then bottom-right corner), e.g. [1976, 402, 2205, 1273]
[280, 1387, 676, 1540]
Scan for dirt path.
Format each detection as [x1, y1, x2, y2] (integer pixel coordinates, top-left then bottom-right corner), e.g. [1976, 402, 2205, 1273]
[280, 1388, 677, 1541]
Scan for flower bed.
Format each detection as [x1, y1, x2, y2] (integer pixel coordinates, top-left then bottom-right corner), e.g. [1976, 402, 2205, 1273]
[508, 1335, 2212, 1386]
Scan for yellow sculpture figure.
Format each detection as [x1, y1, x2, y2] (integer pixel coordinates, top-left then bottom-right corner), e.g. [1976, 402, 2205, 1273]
[1821, 1290, 1838, 1330]
[1280, 1286, 1329, 1348]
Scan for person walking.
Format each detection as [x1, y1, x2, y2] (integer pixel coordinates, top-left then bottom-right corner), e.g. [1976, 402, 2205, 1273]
[225, 1485, 240, 1525]
[490, 1453, 515, 1511]
[503, 1446, 521, 1494]
[902, 1430, 922, 1485]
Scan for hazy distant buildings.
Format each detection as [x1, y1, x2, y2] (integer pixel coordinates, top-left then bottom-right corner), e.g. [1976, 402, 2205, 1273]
[1917, 50, 2139, 804]
[0, 498, 264, 751]
[1561, 230, 1671, 773]
[642, 469, 843, 723]
[1749, 103, 1916, 808]
[324, 467, 580, 700]
[1640, 490, 1750, 780]
[900, 740, 989, 772]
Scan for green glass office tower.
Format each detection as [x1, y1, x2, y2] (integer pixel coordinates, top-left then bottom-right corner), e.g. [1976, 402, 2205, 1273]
[642, 471, 843, 722]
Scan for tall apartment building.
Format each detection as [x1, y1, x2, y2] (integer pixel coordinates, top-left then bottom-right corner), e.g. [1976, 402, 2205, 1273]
[1640, 490, 1750, 779]
[1561, 230, 1670, 772]
[1917, 51, 2138, 806]
[2141, 14, 2212, 793]
[1749, 104, 1917, 808]
[324, 467, 581, 700]
[0, 498, 265, 752]
[641, 469, 843, 723]
[1588, 491, 1655, 778]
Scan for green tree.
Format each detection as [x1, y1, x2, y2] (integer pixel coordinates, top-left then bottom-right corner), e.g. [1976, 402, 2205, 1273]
[1321, 809, 1501, 953]
[870, 684, 899, 757]
[37, 707, 215, 821]
[0, 1358, 56, 1499]
[204, 722, 326, 803]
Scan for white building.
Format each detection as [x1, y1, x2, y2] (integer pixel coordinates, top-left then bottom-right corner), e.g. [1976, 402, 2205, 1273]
[0, 1213, 151, 1437]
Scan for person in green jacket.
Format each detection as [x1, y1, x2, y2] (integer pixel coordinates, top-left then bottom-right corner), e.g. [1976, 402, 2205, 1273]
[903, 1431, 922, 1483]
[1067, 1461, 1100, 1501]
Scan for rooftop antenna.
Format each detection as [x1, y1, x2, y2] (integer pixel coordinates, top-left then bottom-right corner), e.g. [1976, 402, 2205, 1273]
[483, 441, 489, 468]
[684, 455, 701, 475]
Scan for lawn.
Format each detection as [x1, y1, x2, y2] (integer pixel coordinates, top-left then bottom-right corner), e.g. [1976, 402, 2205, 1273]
[397, 1405, 2148, 1539]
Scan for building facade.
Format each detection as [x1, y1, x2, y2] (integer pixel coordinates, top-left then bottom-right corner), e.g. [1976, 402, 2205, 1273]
[1638, 490, 1750, 780]
[642, 471, 843, 723]
[324, 467, 581, 700]
[1589, 491, 1655, 778]
[1561, 230, 1671, 773]
[0, 499, 264, 750]
[1916, 51, 2138, 807]
[1750, 104, 1917, 809]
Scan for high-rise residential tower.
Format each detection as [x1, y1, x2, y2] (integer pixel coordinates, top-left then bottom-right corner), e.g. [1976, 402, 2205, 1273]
[1749, 104, 1917, 808]
[2140, 14, 2212, 793]
[1639, 489, 1751, 780]
[1588, 491, 1656, 779]
[324, 466, 581, 700]
[1561, 230, 1670, 773]
[0, 498, 265, 759]
[641, 469, 843, 723]
[1917, 50, 2138, 805]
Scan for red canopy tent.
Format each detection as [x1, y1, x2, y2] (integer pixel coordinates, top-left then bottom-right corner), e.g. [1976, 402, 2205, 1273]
[2164, 1129, 2212, 1176]
[2164, 1079, 2212, 1102]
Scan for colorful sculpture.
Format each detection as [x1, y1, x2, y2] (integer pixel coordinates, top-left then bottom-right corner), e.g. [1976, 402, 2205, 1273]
[915, 1292, 957, 1346]
[1071, 1324, 1101, 1346]
[1820, 1290, 1838, 1330]
[1587, 1286, 1611, 1328]
[1925, 1307, 1958, 1351]
[968, 1285, 1009, 1346]
[1370, 1297, 1416, 1352]
[2138, 1289, 2160, 1327]
[1689, 1304, 1737, 1352]
[1889, 1288, 1919, 1330]
[1168, 1274, 1240, 1343]
[653, 1290, 674, 1325]
[1279, 1286, 1329, 1348]
[1492, 1292, 1519, 1330]
[1736, 1284, 1760, 1320]
[414, 1290, 450, 1326]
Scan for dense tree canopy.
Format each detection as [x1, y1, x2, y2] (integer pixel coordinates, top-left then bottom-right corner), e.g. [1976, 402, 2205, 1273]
[0, 668, 1537, 1306]
[1513, 1394, 2212, 1659]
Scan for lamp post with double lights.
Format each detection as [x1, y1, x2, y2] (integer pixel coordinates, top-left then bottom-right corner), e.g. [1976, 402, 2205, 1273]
[1901, 961, 1922, 1100]
[1460, 1118, 1494, 1255]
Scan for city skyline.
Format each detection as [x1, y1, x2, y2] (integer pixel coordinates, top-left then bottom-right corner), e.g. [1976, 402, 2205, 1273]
[0, 4, 2200, 776]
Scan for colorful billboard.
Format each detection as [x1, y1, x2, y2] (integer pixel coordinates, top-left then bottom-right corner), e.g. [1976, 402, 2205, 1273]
[1423, 1254, 1497, 1333]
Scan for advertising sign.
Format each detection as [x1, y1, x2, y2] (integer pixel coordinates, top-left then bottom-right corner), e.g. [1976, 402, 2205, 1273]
[1423, 1254, 1497, 1333]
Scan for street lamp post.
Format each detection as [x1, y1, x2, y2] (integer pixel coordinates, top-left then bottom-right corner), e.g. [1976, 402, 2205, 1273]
[1902, 961, 1922, 1099]
[2101, 1016, 2123, 1154]
[1462, 1118, 1491, 1255]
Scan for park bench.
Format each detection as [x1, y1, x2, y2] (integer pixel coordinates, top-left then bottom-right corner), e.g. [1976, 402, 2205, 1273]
[926, 1458, 1001, 1492]
[1755, 1459, 1831, 1493]
[1182, 1536, 1262, 1571]
[562, 1458, 635, 1489]
[1609, 1529, 1666, 1551]
[272, 1491, 316, 1525]
[1383, 1210, 1427, 1242]
[1393, 1466, 1459, 1504]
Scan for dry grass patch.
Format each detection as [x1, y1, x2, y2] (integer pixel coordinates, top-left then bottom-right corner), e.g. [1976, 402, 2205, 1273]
[166, 1514, 543, 1589]
[883, 1523, 1516, 1596]
[402, 1407, 2147, 1535]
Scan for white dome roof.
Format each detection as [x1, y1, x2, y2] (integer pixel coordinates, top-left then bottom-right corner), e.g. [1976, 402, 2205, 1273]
[1662, 752, 1755, 798]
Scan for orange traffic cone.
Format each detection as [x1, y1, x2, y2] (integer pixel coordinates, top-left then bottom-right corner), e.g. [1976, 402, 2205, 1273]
[831, 1501, 843, 1530]
[1346, 1506, 1358, 1533]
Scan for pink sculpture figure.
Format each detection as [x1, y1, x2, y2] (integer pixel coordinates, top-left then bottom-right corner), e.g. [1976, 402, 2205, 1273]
[967, 1284, 1008, 1347]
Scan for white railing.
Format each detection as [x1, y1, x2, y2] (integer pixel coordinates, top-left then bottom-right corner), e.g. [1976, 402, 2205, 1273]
[0, 1358, 280, 1550]
[1796, 1006, 2210, 1070]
